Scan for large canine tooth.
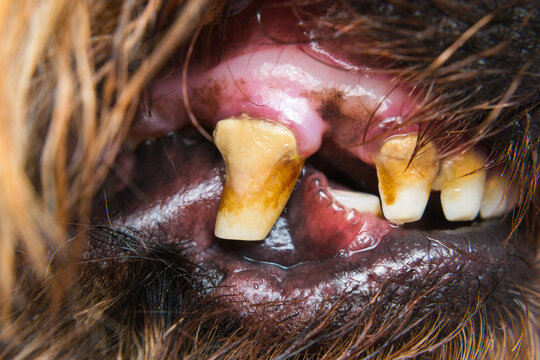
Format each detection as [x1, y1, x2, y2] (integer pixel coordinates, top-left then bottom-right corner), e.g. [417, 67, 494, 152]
[374, 134, 439, 224]
[433, 151, 485, 221]
[480, 173, 515, 219]
[213, 117, 304, 240]
[328, 188, 382, 217]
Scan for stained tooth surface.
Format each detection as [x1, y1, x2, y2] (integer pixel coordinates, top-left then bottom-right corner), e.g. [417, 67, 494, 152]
[328, 188, 382, 217]
[480, 173, 514, 219]
[374, 134, 439, 224]
[213, 116, 304, 241]
[433, 151, 485, 221]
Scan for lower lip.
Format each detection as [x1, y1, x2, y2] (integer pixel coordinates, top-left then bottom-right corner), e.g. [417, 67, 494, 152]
[92, 131, 529, 332]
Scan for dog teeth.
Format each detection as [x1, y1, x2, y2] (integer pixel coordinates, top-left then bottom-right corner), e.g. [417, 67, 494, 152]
[328, 188, 382, 217]
[374, 134, 439, 224]
[213, 116, 304, 241]
[480, 173, 515, 219]
[432, 151, 485, 221]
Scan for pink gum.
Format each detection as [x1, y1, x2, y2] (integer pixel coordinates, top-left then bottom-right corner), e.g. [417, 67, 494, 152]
[133, 45, 421, 164]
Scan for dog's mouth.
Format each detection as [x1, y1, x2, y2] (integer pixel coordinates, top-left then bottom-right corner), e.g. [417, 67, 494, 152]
[91, 1, 534, 331]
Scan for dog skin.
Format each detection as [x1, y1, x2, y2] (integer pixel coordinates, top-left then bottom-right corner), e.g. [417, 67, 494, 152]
[0, 0, 538, 359]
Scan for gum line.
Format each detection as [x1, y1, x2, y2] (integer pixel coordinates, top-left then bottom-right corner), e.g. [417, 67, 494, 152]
[132, 45, 420, 162]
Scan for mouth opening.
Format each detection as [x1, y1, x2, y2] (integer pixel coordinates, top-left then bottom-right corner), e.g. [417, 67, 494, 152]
[308, 142, 474, 232]
[92, 125, 530, 332]
[88, 0, 535, 335]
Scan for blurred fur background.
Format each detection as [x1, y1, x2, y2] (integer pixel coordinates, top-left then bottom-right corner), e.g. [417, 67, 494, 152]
[0, 0, 537, 358]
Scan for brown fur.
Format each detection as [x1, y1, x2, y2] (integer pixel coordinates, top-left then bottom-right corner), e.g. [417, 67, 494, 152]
[0, 0, 538, 359]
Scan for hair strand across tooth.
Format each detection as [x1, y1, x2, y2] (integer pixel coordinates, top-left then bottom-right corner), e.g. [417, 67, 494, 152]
[432, 151, 486, 221]
[374, 134, 439, 224]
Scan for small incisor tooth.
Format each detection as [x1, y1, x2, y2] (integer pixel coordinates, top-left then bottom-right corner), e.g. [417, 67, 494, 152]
[213, 116, 304, 241]
[480, 173, 515, 219]
[374, 134, 439, 224]
[328, 188, 382, 217]
[432, 151, 485, 221]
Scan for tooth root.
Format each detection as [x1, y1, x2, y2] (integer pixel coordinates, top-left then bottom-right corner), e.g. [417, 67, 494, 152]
[480, 173, 515, 219]
[328, 188, 382, 217]
[435, 151, 485, 221]
[374, 134, 439, 224]
[213, 117, 304, 241]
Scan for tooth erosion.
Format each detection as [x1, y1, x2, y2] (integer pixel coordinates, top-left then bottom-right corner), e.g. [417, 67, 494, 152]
[213, 116, 304, 240]
[374, 134, 438, 224]
[433, 151, 486, 221]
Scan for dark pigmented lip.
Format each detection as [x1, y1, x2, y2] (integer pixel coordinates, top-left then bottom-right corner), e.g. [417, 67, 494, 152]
[91, 129, 532, 330]
[203, 221, 527, 327]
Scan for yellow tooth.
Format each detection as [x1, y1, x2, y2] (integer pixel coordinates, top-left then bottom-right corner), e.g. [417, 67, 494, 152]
[374, 134, 439, 224]
[213, 116, 304, 241]
[480, 173, 515, 219]
[433, 151, 486, 221]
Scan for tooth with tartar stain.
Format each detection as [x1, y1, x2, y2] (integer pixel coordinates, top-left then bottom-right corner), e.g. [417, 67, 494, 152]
[328, 188, 382, 217]
[374, 134, 439, 224]
[480, 173, 515, 219]
[432, 151, 486, 221]
[213, 116, 304, 241]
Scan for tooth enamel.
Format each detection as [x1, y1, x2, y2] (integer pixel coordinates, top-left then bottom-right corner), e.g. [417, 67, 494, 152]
[434, 151, 486, 221]
[213, 116, 304, 241]
[480, 173, 514, 219]
[374, 134, 439, 224]
[328, 188, 382, 217]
